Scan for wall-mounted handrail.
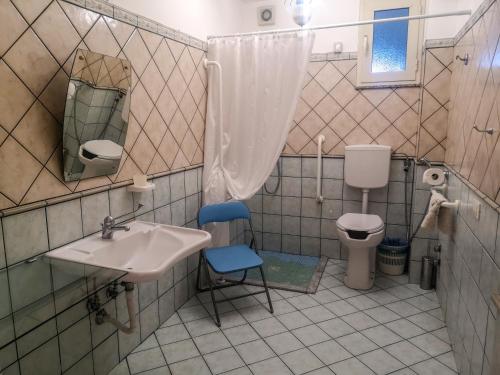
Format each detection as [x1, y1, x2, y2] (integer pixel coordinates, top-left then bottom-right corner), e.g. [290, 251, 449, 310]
[316, 134, 325, 203]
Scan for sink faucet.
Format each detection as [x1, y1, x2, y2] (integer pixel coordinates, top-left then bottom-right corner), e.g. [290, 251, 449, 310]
[101, 216, 130, 239]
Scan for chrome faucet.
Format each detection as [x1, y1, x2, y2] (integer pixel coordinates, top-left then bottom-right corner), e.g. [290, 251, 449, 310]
[101, 216, 130, 239]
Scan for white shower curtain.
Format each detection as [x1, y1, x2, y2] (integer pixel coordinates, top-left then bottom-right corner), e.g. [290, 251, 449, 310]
[203, 31, 314, 201]
[203, 31, 314, 245]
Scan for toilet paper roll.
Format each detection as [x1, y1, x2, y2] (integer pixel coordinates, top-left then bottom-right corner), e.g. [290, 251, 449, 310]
[423, 168, 445, 186]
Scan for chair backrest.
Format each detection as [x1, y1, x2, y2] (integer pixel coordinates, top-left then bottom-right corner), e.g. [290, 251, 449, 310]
[198, 201, 251, 226]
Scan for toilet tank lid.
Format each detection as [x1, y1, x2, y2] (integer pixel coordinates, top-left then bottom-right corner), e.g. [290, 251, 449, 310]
[345, 144, 391, 152]
[337, 213, 384, 233]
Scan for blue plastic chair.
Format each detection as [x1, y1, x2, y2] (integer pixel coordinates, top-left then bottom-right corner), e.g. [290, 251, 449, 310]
[196, 201, 273, 326]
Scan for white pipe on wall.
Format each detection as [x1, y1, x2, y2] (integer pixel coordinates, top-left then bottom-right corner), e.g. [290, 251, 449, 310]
[316, 134, 325, 204]
[208, 10, 471, 39]
[204, 58, 224, 171]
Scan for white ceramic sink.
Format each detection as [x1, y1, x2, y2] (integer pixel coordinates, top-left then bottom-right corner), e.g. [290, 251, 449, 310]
[45, 221, 212, 282]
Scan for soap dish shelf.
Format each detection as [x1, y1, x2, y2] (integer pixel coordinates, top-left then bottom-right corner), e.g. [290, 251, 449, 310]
[127, 183, 155, 193]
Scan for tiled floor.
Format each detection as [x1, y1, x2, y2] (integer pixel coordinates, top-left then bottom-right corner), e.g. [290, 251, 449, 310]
[111, 259, 458, 375]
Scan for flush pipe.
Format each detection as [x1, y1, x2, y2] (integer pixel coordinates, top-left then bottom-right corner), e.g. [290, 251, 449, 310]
[361, 190, 369, 214]
[96, 282, 137, 334]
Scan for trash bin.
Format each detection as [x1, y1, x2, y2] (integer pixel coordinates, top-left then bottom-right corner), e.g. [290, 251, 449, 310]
[377, 238, 409, 276]
[420, 256, 435, 290]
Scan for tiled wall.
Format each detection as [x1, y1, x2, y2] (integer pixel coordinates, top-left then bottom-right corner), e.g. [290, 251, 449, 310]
[435, 169, 499, 375]
[0, 0, 207, 210]
[445, 0, 500, 204]
[417, 46, 453, 161]
[284, 57, 421, 157]
[0, 167, 203, 375]
[244, 156, 414, 259]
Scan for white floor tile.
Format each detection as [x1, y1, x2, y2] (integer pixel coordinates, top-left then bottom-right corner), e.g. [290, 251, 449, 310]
[235, 339, 274, 364]
[292, 324, 330, 346]
[336, 332, 378, 356]
[265, 331, 304, 355]
[280, 348, 324, 374]
[358, 349, 405, 375]
[124, 265, 459, 375]
[329, 357, 375, 375]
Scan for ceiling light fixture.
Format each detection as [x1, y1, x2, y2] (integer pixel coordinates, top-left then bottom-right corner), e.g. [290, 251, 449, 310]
[289, 0, 313, 27]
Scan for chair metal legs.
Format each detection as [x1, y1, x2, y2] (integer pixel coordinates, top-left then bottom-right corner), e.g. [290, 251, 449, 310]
[259, 266, 274, 313]
[203, 255, 221, 327]
[196, 252, 274, 327]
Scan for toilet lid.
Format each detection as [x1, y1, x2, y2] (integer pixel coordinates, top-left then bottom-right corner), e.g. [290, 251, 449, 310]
[336, 213, 384, 233]
[82, 140, 123, 160]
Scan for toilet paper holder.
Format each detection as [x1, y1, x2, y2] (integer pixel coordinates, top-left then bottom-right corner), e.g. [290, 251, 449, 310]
[441, 199, 460, 208]
[431, 185, 460, 208]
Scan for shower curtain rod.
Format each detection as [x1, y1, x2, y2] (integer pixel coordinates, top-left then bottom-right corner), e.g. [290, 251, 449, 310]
[207, 10, 471, 39]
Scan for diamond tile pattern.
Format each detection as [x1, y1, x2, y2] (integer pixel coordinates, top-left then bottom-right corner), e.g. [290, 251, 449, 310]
[285, 60, 421, 156]
[417, 47, 453, 161]
[117, 259, 457, 375]
[0, 0, 207, 209]
[446, 1, 500, 203]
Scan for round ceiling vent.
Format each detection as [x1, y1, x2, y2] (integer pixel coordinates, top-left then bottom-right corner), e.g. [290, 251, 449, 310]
[258, 6, 275, 26]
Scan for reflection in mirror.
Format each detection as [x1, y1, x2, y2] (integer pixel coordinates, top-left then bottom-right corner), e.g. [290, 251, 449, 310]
[63, 49, 132, 182]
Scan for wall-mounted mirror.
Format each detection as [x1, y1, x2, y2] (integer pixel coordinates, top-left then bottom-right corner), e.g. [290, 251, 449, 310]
[62, 49, 131, 182]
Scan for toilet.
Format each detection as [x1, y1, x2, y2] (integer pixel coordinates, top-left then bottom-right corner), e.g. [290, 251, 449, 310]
[336, 144, 392, 290]
[78, 139, 123, 178]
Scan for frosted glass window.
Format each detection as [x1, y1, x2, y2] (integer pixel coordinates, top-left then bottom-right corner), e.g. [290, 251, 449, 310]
[372, 8, 409, 73]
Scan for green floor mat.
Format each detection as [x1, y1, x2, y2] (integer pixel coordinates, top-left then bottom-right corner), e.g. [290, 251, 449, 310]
[228, 250, 328, 294]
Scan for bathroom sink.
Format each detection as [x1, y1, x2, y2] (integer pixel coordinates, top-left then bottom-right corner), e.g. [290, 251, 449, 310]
[44, 221, 211, 282]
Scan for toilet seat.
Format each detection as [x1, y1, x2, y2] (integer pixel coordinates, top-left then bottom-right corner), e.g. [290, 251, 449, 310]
[336, 213, 384, 233]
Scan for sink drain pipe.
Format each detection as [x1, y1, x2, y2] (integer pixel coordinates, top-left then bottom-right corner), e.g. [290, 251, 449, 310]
[96, 282, 137, 334]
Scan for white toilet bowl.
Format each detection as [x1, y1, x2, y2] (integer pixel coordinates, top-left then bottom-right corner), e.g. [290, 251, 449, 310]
[336, 213, 385, 290]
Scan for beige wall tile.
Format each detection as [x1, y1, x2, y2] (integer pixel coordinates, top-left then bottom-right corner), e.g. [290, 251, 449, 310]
[84, 17, 120, 58]
[11, 0, 51, 23]
[4, 29, 59, 95]
[12, 101, 60, 164]
[21, 168, 71, 205]
[139, 29, 162, 55]
[32, 1, 80, 65]
[60, 2, 100, 37]
[143, 108, 167, 148]
[302, 79, 326, 108]
[0, 3, 206, 209]
[360, 110, 390, 139]
[130, 131, 155, 173]
[0, 61, 34, 132]
[444, 3, 500, 200]
[345, 94, 374, 123]
[177, 48, 196, 84]
[141, 60, 165, 102]
[0, 136, 43, 203]
[329, 111, 357, 139]
[315, 63, 343, 92]
[298, 111, 325, 139]
[158, 129, 180, 168]
[377, 92, 408, 123]
[0, 0, 28, 56]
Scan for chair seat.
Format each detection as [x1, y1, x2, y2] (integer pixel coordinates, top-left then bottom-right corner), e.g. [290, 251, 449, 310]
[205, 245, 263, 274]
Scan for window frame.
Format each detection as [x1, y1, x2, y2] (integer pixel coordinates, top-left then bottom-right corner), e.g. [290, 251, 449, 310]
[357, 0, 425, 88]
